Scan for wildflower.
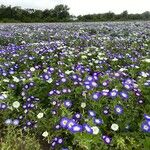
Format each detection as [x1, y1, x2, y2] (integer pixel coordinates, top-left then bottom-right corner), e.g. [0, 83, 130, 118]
[141, 122, 150, 132]
[93, 118, 103, 125]
[42, 131, 49, 137]
[57, 138, 63, 144]
[144, 114, 150, 120]
[109, 89, 118, 98]
[114, 105, 123, 115]
[60, 117, 69, 128]
[37, 112, 44, 119]
[5, 119, 12, 125]
[111, 123, 119, 131]
[88, 110, 96, 117]
[81, 102, 86, 108]
[12, 76, 20, 82]
[67, 119, 76, 130]
[71, 124, 83, 133]
[30, 67, 35, 72]
[92, 92, 101, 100]
[102, 135, 111, 144]
[74, 113, 82, 120]
[83, 124, 93, 134]
[12, 119, 19, 125]
[64, 100, 72, 108]
[120, 91, 128, 99]
[91, 126, 99, 135]
[12, 101, 20, 108]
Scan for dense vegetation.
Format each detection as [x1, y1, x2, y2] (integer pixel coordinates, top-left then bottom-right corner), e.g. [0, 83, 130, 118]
[0, 22, 150, 150]
[0, 4, 150, 22]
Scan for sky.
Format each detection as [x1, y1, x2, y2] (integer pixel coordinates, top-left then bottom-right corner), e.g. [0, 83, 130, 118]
[0, 0, 149, 16]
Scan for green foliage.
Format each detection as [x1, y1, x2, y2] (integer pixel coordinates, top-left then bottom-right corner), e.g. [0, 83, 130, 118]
[0, 4, 150, 22]
[0, 127, 41, 150]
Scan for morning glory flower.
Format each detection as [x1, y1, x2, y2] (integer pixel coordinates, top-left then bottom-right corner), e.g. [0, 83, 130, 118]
[12, 119, 19, 125]
[120, 91, 128, 99]
[64, 100, 72, 108]
[60, 117, 69, 128]
[83, 124, 93, 134]
[141, 122, 150, 132]
[111, 123, 119, 131]
[71, 124, 83, 133]
[91, 126, 99, 135]
[88, 110, 96, 117]
[102, 135, 112, 144]
[67, 119, 76, 130]
[114, 105, 123, 115]
[12, 101, 20, 108]
[93, 118, 103, 125]
[92, 92, 101, 100]
[144, 114, 150, 121]
[37, 112, 44, 119]
[5, 119, 12, 125]
[42, 131, 49, 137]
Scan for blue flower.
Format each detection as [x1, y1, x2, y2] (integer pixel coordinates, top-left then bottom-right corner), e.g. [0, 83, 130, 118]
[114, 105, 123, 115]
[144, 114, 150, 121]
[93, 118, 103, 125]
[120, 91, 128, 99]
[141, 121, 150, 132]
[102, 135, 112, 144]
[42, 73, 50, 80]
[12, 119, 19, 126]
[73, 113, 82, 120]
[88, 110, 96, 117]
[60, 117, 69, 128]
[66, 119, 76, 130]
[71, 124, 83, 133]
[64, 100, 72, 108]
[92, 92, 101, 100]
[109, 90, 118, 98]
[83, 123, 93, 134]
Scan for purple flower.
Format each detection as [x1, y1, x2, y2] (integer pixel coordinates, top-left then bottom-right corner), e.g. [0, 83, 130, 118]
[93, 118, 103, 125]
[83, 124, 93, 134]
[144, 114, 150, 121]
[73, 113, 82, 120]
[103, 109, 109, 115]
[102, 135, 112, 144]
[101, 89, 109, 96]
[12, 119, 19, 126]
[60, 117, 69, 128]
[92, 92, 101, 100]
[66, 119, 76, 130]
[114, 105, 123, 115]
[42, 73, 50, 80]
[141, 122, 150, 132]
[88, 110, 96, 117]
[64, 100, 72, 108]
[90, 81, 98, 87]
[55, 124, 61, 130]
[71, 124, 83, 133]
[109, 90, 118, 98]
[0, 103, 7, 110]
[57, 137, 63, 144]
[120, 91, 128, 99]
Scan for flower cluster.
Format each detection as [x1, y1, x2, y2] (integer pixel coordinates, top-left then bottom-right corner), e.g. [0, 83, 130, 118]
[0, 22, 150, 149]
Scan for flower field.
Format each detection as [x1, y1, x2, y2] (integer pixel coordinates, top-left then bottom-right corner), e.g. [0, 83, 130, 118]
[0, 22, 150, 150]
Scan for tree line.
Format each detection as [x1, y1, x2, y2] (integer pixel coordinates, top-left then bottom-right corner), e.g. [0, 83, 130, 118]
[0, 4, 150, 22]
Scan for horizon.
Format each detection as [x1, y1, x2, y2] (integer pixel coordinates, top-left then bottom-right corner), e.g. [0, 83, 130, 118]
[0, 0, 149, 16]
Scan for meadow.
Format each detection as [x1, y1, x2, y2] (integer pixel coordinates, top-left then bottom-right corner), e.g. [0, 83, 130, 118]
[0, 22, 150, 150]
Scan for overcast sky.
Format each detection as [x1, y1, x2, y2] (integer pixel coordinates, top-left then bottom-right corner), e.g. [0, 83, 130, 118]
[0, 0, 149, 16]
